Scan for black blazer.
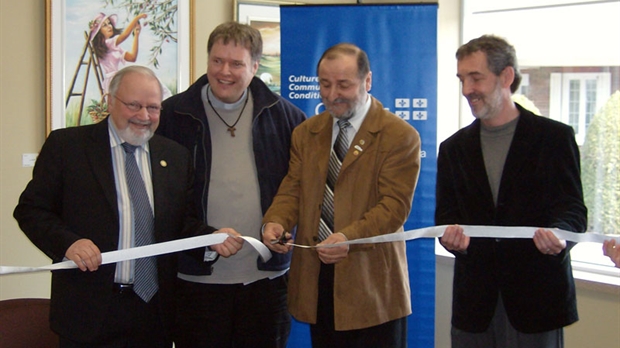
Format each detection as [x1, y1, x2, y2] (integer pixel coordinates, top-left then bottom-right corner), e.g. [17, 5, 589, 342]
[13, 118, 210, 342]
[435, 104, 587, 333]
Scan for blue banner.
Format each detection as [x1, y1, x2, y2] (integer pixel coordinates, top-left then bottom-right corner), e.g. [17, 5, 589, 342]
[281, 4, 437, 347]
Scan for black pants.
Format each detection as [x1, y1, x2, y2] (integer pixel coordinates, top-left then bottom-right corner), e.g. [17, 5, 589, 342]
[60, 290, 170, 348]
[174, 275, 291, 348]
[310, 263, 408, 348]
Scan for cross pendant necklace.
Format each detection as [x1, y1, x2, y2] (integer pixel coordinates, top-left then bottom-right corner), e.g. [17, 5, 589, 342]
[206, 88, 249, 137]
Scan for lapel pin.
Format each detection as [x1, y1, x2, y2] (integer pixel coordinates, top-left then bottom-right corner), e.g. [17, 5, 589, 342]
[359, 139, 366, 145]
[354, 145, 363, 152]
[160, 160, 167, 167]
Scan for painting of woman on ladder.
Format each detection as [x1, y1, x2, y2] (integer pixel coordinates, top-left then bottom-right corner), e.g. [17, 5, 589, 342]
[59, 0, 181, 128]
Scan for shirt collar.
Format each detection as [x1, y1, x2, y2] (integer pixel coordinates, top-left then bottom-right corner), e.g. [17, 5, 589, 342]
[205, 84, 248, 110]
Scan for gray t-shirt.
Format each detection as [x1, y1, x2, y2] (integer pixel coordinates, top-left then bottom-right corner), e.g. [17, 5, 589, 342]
[178, 85, 286, 285]
[480, 116, 519, 206]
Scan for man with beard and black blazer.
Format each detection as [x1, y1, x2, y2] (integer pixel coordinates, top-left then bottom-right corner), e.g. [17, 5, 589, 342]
[436, 35, 587, 348]
[13, 66, 236, 347]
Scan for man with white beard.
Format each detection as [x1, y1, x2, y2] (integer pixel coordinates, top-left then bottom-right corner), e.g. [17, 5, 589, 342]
[14, 66, 228, 347]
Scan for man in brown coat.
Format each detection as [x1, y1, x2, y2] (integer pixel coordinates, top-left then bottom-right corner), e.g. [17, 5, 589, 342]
[262, 43, 421, 347]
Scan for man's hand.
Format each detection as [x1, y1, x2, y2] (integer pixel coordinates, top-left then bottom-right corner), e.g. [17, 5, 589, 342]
[66, 239, 102, 272]
[603, 239, 620, 268]
[210, 228, 244, 258]
[316, 233, 349, 264]
[262, 222, 292, 254]
[439, 224, 470, 253]
[533, 228, 566, 256]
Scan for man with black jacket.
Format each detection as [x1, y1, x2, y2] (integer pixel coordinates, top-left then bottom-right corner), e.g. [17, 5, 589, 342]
[157, 21, 306, 348]
[436, 35, 587, 348]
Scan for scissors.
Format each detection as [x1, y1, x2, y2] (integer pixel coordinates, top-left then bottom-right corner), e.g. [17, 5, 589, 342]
[270, 232, 290, 245]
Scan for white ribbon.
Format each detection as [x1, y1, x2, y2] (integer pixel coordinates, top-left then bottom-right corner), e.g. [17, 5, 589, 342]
[0, 234, 272, 275]
[2, 225, 617, 275]
[287, 225, 620, 248]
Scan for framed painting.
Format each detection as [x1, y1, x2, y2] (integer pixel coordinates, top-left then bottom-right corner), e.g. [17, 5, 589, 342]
[234, 0, 303, 94]
[45, 0, 193, 133]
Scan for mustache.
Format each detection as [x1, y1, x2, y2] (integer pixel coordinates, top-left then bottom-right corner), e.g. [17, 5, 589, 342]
[330, 98, 350, 105]
[129, 119, 152, 126]
[466, 93, 482, 102]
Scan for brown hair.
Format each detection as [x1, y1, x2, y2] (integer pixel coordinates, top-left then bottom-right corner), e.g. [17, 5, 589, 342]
[207, 22, 263, 63]
[456, 35, 522, 93]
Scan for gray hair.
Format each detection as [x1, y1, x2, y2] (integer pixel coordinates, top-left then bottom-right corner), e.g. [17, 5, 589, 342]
[108, 65, 163, 98]
[456, 35, 522, 93]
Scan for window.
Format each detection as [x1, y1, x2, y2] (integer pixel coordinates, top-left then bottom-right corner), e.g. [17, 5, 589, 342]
[518, 73, 529, 95]
[549, 72, 611, 145]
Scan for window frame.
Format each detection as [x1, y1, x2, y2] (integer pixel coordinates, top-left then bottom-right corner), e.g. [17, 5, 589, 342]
[549, 72, 611, 145]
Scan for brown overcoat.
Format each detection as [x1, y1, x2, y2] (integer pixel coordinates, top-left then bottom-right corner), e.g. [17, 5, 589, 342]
[263, 97, 421, 330]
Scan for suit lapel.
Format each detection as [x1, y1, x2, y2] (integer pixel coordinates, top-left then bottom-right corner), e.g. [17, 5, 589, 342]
[339, 97, 381, 175]
[148, 136, 167, 188]
[499, 111, 538, 196]
[148, 135, 170, 241]
[461, 121, 495, 205]
[86, 118, 118, 216]
[309, 113, 335, 182]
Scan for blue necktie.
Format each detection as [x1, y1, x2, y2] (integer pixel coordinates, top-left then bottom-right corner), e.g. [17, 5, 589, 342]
[121, 143, 158, 303]
[319, 119, 350, 241]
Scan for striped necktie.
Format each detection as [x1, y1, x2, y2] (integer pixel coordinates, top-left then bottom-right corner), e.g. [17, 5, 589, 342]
[121, 143, 158, 303]
[318, 119, 351, 241]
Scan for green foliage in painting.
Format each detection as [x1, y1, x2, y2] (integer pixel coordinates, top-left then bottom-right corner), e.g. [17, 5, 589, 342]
[103, 0, 178, 67]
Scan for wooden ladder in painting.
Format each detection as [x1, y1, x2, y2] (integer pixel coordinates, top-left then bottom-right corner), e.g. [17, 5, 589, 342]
[65, 31, 105, 126]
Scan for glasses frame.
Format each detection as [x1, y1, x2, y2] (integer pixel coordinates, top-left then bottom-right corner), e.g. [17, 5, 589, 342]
[111, 95, 163, 115]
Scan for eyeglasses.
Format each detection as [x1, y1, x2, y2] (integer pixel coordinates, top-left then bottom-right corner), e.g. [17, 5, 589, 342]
[112, 95, 163, 115]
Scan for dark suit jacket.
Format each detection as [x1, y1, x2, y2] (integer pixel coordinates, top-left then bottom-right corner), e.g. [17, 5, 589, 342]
[13, 118, 207, 343]
[263, 97, 421, 330]
[435, 104, 587, 333]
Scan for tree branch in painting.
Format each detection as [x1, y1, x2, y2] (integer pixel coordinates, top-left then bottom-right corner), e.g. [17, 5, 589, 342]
[102, 0, 177, 68]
